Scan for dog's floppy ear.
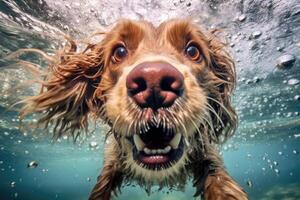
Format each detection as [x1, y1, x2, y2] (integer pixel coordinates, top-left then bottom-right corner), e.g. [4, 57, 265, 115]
[206, 31, 237, 143]
[20, 39, 105, 140]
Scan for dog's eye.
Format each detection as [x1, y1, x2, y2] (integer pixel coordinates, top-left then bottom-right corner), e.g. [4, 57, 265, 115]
[112, 46, 127, 63]
[185, 44, 202, 63]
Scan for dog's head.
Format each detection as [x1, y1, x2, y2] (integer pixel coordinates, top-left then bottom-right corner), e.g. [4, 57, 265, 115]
[21, 19, 236, 184]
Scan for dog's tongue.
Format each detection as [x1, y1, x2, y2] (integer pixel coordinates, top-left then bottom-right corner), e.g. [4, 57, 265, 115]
[141, 155, 169, 164]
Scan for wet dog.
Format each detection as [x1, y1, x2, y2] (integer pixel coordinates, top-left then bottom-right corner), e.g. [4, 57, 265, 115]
[20, 19, 247, 200]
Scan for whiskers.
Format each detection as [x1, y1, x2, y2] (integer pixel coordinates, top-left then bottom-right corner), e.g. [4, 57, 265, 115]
[175, 97, 207, 152]
[206, 96, 234, 121]
[108, 94, 233, 153]
[204, 96, 236, 142]
[110, 96, 208, 152]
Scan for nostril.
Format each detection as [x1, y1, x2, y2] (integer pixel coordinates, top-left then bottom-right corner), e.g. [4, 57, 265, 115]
[128, 77, 147, 96]
[160, 77, 175, 91]
[160, 76, 184, 96]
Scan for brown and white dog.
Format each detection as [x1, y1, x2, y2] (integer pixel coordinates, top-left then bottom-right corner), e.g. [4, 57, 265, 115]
[20, 19, 248, 200]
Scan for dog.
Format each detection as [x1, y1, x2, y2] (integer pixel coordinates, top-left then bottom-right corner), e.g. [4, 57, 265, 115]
[19, 19, 248, 200]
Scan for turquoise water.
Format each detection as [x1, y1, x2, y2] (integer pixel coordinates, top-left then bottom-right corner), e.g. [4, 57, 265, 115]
[0, 0, 300, 199]
[1, 95, 300, 200]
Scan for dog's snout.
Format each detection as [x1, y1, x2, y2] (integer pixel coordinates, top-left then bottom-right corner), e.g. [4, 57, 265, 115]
[126, 61, 184, 109]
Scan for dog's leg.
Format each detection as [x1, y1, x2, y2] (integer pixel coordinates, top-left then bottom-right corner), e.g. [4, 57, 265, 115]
[88, 135, 123, 200]
[203, 168, 247, 200]
[191, 146, 247, 200]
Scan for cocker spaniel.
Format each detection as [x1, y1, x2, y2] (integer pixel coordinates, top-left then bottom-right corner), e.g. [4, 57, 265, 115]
[20, 19, 247, 200]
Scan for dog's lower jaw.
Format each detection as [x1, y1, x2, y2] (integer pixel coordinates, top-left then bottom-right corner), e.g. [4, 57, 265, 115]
[88, 136, 248, 200]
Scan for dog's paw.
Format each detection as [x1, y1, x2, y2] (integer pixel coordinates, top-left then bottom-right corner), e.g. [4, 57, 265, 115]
[204, 172, 248, 200]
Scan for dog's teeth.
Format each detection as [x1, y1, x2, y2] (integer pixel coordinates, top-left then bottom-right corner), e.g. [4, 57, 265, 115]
[144, 147, 151, 155]
[164, 146, 171, 153]
[151, 149, 157, 154]
[133, 134, 145, 151]
[184, 138, 190, 147]
[143, 146, 172, 155]
[170, 133, 181, 149]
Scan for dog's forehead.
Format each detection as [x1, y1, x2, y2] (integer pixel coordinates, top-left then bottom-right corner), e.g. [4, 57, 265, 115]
[107, 19, 196, 41]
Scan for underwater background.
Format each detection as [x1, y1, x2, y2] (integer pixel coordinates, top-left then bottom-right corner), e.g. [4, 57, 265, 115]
[0, 0, 300, 199]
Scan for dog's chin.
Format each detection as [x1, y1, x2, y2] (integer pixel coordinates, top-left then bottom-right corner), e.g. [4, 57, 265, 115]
[126, 124, 185, 171]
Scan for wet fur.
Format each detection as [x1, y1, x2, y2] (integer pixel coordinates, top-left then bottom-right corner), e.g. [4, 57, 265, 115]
[19, 19, 247, 199]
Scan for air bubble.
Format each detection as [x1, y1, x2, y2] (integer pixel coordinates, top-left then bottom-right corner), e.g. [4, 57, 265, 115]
[246, 180, 252, 188]
[27, 161, 38, 169]
[292, 150, 298, 155]
[251, 31, 262, 39]
[89, 141, 99, 149]
[276, 54, 296, 69]
[11, 181, 16, 188]
[238, 14, 247, 22]
[294, 95, 300, 101]
[287, 79, 300, 86]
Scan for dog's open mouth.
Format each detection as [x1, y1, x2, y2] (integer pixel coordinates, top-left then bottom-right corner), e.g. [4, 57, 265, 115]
[128, 124, 184, 170]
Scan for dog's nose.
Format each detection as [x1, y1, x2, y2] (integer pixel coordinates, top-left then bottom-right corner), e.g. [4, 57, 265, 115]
[126, 61, 184, 109]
